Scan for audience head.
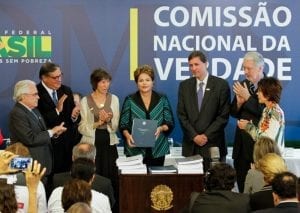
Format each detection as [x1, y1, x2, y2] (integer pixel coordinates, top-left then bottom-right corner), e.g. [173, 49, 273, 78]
[253, 137, 281, 164]
[257, 77, 282, 104]
[70, 158, 96, 184]
[205, 163, 236, 191]
[39, 62, 62, 90]
[62, 179, 92, 212]
[72, 142, 96, 161]
[13, 80, 38, 108]
[0, 178, 18, 213]
[242, 51, 264, 84]
[90, 68, 111, 91]
[271, 171, 298, 205]
[66, 202, 92, 213]
[134, 64, 155, 83]
[5, 142, 31, 157]
[257, 153, 287, 184]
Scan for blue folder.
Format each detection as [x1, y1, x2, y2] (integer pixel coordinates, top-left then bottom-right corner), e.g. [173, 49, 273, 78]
[132, 118, 158, 147]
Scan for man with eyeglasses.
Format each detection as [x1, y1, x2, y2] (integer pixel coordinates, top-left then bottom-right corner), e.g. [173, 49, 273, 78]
[230, 52, 266, 193]
[36, 62, 81, 174]
[8, 80, 67, 184]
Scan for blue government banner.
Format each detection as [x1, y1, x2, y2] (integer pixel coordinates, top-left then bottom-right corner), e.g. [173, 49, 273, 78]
[1, 0, 299, 146]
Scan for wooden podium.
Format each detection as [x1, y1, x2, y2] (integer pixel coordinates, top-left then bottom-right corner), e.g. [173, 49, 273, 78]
[119, 173, 204, 213]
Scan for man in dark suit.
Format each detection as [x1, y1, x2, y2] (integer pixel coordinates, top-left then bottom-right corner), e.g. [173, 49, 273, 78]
[52, 142, 115, 208]
[183, 163, 250, 213]
[177, 51, 231, 171]
[230, 52, 265, 192]
[253, 171, 299, 213]
[8, 80, 67, 180]
[37, 62, 81, 173]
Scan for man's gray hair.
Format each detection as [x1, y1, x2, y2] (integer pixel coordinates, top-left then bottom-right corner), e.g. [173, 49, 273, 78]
[72, 142, 96, 161]
[13, 80, 36, 102]
[243, 51, 265, 68]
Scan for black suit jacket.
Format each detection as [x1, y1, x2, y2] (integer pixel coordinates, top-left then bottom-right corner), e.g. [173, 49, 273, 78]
[250, 186, 274, 211]
[230, 79, 265, 161]
[37, 83, 80, 172]
[9, 102, 52, 175]
[253, 202, 300, 213]
[190, 190, 250, 213]
[52, 172, 115, 207]
[177, 75, 230, 158]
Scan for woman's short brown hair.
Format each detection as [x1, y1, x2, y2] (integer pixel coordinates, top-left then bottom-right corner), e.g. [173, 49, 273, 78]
[62, 179, 92, 211]
[258, 77, 282, 103]
[90, 68, 112, 91]
[133, 65, 154, 83]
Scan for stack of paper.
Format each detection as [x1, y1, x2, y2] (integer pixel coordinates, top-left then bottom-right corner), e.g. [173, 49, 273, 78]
[175, 154, 204, 174]
[148, 165, 177, 174]
[116, 154, 147, 174]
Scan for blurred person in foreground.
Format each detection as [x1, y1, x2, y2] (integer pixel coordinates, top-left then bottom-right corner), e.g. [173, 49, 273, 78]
[183, 163, 250, 213]
[4, 142, 47, 212]
[250, 153, 287, 211]
[0, 178, 18, 213]
[230, 51, 265, 192]
[253, 171, 299, 213]
[48, 158, 111, 213]
[177, 51, 230, 172]
[66, 202, 92, 213]
[62, 179, 92, 212]
[52, 142, 115, 207]
[244, 136, 281, 194]
[119, 64, 175, 166]
[0, 152, 46, 213]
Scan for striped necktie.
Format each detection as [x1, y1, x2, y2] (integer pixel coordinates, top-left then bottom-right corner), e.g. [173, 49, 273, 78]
[52, 90, 58, 105]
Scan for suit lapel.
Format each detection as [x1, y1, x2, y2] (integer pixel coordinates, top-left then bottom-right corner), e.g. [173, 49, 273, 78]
[189, 77, 199, 113]
[200, 76, 215, 111]
[32, 108, 47, 130]
[37, 83, 56, 107]
[15, 103, 46, 130]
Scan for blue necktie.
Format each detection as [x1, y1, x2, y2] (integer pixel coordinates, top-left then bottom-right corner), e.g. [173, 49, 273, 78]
[52, 90, 58, 105]
[197, 82, 204, 111]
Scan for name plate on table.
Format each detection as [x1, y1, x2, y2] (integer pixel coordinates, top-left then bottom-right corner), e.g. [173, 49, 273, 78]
[132, 118, 157, 147]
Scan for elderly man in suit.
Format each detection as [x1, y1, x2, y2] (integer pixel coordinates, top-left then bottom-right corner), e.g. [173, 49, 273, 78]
[230, 51, 265, 192]
[9, 80, 66, 181]
[177, 51, 231, 171]
[37, 62, 81, 173]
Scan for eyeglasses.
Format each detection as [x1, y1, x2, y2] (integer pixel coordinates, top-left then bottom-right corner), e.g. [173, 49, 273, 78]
[47, 73, 63, 80]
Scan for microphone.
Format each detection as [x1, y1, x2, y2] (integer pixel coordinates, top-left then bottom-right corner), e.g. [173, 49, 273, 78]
[209, 147, 220, 168]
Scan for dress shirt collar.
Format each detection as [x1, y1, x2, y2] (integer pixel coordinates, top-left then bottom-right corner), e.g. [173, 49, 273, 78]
[42, 81, 56, 97]
[196, 73, 209, 90]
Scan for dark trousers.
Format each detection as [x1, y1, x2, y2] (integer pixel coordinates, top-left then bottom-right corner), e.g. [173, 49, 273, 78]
[143, 148, 165, 166]
[234, 156, 251, 192]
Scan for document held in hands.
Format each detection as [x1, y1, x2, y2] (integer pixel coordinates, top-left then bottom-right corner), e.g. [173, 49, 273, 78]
[132, 118, 157, 147]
